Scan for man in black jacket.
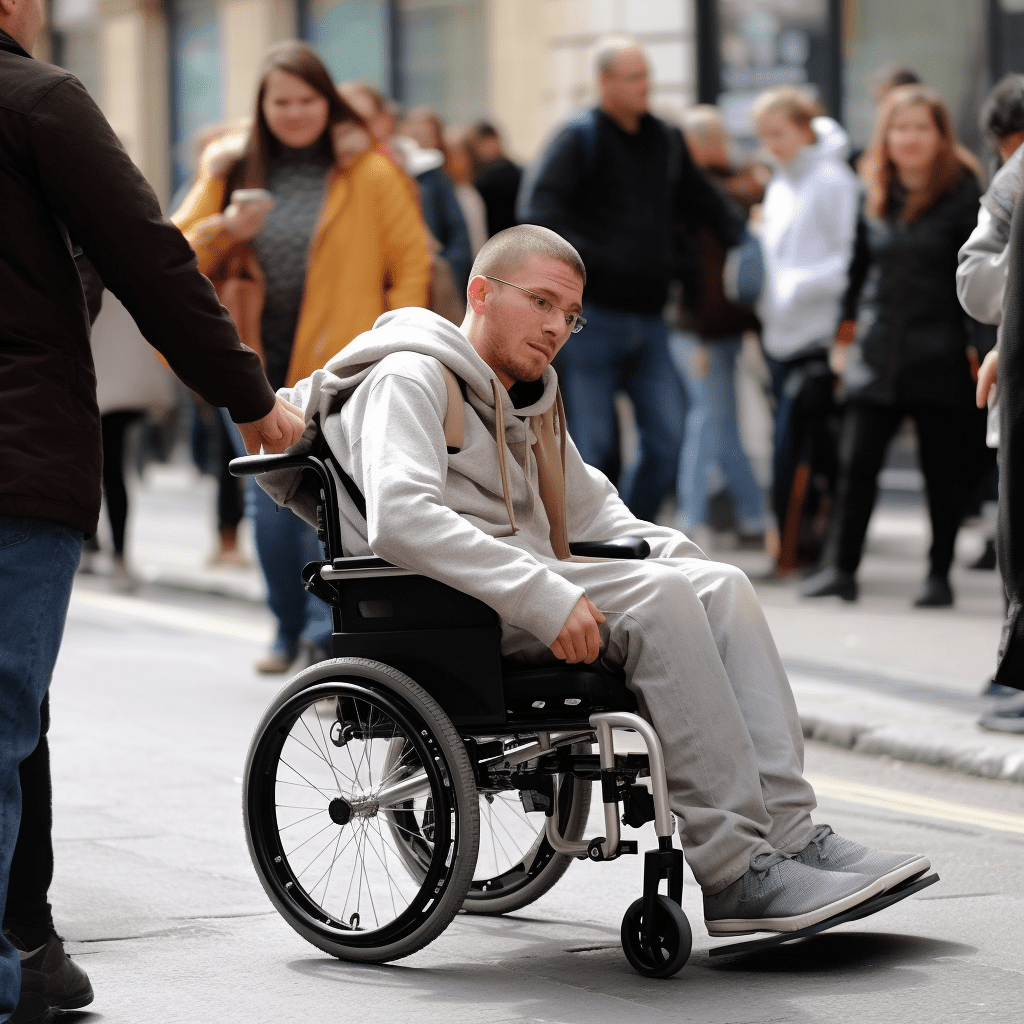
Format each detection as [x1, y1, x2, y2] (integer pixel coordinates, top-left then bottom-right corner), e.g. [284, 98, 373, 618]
[519, 37, 743, 521]
[0, 3, 303, 1019]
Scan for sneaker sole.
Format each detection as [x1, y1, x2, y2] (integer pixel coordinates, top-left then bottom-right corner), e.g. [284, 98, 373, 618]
[705, 874, 889, 935]
[871, 855, 930, 894]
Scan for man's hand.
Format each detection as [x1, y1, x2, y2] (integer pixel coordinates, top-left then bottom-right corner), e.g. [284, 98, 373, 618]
[550, 595, 606, 665]
[977, 349, 999, 408]
[236, 396, 306, 454]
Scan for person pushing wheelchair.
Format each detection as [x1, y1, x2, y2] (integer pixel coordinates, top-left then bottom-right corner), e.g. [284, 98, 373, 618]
[266, 224, 930, 936]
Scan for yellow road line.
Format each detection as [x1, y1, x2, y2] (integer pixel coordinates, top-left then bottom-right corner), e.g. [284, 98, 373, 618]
[807, 774, 1024, 835]
[70, 589, 271, 645]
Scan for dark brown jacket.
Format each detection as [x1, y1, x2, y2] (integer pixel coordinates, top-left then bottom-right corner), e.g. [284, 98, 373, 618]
[0, 31, 274, 534]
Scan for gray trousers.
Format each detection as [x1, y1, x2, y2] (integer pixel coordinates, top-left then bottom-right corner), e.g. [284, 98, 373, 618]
[501, 557, 817, 894]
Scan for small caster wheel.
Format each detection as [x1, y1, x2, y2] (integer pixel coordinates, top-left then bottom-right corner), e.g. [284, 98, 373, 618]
[620, 895, 691, 978]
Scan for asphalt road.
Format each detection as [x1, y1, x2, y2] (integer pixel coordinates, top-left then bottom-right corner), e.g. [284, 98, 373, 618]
[44, 578, 1024, 1024]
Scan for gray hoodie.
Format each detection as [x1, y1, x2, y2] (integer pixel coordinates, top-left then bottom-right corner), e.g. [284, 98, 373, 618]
[264, 307, 703, 646]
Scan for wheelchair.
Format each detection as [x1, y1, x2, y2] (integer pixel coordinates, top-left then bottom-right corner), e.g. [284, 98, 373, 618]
[230, 436, 692, 979]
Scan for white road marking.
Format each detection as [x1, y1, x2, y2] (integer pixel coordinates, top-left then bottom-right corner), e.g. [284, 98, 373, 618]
[808, 775, 1024, 835]
[70, 589, 271, 645]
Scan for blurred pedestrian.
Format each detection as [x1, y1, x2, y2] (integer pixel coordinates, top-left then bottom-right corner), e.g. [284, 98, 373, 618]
[803, 85, 985, 606]
[174, 41, 431, 673]
[957, 73, 1024, 716]
[468, 121, 521, 237]
[668, 105, 766, 546]
[0, 3, 302, 1019]
[753, 88, 859, 573]
[395, 107, 473, 289]
[444, 125, 489, 258]
[81, 290, 176, 584]
[520, 36, 743, 521]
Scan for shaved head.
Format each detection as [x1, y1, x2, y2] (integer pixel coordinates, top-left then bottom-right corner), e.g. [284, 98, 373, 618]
[470, 224, 586, 288]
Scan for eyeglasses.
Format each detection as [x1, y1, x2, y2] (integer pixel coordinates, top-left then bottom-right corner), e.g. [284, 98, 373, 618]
[484, 276, 587, 334]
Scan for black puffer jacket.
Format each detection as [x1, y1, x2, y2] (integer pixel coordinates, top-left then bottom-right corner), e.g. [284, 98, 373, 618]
[841, 171, 982, 406]
[0, 31, 274, 535]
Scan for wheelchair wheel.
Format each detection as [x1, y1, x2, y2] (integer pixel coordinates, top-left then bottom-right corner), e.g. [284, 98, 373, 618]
[462, 742, 591, 915]
[620, 895, 692, 979]
[243, 658, 479, 963]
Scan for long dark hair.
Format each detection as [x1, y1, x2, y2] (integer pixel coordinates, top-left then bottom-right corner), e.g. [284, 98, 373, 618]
[859, 85, 980, 223]
[230, 41, 363, 191]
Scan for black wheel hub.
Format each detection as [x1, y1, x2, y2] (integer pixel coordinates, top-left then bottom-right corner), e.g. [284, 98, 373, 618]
[328, 797, 353, 826]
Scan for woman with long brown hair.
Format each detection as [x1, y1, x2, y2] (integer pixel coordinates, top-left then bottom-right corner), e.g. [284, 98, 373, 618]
[174, 41, 431, 671]
[802, 85, 987, 607]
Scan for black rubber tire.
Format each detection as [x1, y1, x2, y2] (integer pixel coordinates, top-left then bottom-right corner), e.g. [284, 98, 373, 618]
[463, 742, 591, 915]
[620, 895, 692, 978]
[243, 658, 479, 963]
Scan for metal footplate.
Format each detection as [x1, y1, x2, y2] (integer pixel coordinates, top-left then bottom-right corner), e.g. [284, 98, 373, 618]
[708, 871, 941, 958]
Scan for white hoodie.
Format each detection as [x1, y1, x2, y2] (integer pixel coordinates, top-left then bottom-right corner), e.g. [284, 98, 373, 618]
[264, 307, 703, 646]
[756, 116, 861, 361]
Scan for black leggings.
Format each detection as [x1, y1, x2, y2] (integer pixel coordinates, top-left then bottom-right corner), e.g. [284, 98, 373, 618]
[101, 410, 143, 556]
[824, 401, 988, 578]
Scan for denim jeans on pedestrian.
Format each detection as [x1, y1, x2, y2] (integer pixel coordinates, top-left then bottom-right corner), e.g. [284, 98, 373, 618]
[668, 331, 765, 533]
[221, 412, 332, 655]
[0, 515, 82, 1019]
[557, 304, 686, 522]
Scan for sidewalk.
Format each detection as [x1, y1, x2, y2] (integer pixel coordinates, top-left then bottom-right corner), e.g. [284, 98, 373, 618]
[108, 460, 1024, 783]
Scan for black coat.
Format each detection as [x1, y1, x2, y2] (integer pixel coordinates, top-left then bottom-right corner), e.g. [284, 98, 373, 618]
[0, 32, 274, 535]
[841, 172, 982, 407]
[996, 195, 1024, 689]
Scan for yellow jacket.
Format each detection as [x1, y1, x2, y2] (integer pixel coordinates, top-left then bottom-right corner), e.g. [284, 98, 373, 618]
[173, 138, 432, 386]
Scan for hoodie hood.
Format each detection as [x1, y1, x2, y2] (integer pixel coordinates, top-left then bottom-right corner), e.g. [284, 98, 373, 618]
[770, 116, 850, 181]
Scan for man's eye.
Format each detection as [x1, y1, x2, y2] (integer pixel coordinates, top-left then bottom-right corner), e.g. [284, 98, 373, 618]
[533, 295, 550, 311]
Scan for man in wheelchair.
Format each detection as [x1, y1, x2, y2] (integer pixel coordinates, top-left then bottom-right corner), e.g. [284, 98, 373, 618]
[266, 224, 930, 938]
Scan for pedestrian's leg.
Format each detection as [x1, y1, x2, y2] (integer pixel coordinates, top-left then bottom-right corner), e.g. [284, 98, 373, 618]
[710, 337, 766, 533]
[0, 516, 82, 1017]
[820, 403, 901, 575]
[4, 693, 54, 950]
[556, 304, 621, 475]
[667, 331, 712, 531]
[674, 558, 816, 851]
[622, 315, 686, 521]
[100, 410, 142, 560]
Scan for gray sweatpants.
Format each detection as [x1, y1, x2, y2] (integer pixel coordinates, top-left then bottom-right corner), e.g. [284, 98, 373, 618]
[501, 556, 817, 894]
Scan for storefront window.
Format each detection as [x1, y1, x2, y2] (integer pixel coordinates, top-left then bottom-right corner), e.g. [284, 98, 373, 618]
[300, 0, 392, 91]
[396, 0, 486, 123]
[50, 0, 99, 97]
[168, 0, 223, 195]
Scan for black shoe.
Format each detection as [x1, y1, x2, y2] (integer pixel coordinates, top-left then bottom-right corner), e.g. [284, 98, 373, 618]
[913, 576, 953, 608]
[979, 691, 1024, 733]
[801, 567, 858, 602]
[6, 931, 93, 1022]
[981, 678, 1020, 698]
[969, 538, 997, 571]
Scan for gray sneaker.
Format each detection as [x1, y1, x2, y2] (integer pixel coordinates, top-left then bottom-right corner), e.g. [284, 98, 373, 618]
[703, 850, 883, 935]
[792, 824, 930, 892]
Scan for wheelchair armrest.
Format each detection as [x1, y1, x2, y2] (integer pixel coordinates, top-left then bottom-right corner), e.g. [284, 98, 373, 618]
[322, 556, 414, 580]
[229, 453, 315, 477]
[568, 536, 651, 560]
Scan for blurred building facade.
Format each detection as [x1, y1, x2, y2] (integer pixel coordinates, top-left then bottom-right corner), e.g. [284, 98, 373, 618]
[42, 0, 1024, 206]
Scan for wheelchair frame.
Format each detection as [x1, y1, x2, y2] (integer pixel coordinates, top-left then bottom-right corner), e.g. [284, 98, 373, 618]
[231, 443, 692, 978]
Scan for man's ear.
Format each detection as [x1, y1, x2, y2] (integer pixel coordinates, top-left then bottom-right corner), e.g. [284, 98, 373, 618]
[466, 275, 489, 314]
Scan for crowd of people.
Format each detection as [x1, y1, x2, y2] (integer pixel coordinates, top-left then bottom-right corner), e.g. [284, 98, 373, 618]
[4, 10, 1024, 1018]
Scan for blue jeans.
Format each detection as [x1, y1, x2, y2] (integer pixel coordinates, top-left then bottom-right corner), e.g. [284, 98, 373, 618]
[0, 515, 82, 1018]
[222, 413, 332, 654]
[558, 305, 685, 521]
[668, 332, 765, 532]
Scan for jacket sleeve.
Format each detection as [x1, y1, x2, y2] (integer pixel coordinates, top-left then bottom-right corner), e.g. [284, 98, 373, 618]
[171, 172, 237, 277]
[563, 435, 706, 560]
[957, 204, 1010, 328]
[357, 371, 585, 646]
[673, 132, 745, 248]
[376, 160, 432, 312]
[841, 206, 871, 323]
[420, 169, 472, 289]
[29, 77, 275, 423]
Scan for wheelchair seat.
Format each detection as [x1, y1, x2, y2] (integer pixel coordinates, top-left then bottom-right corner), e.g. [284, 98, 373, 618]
[502, 657, 638, 721]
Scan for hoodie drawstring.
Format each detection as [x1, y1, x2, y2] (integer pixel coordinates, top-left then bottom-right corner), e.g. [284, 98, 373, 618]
[491, 379, 518, 536]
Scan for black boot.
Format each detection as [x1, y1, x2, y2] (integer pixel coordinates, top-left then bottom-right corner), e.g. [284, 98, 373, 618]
[969, 537, 997, 571]
[913, 576, 953, 608]
[6, 931, 93, 1023]
[800, 567, 858, 602]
